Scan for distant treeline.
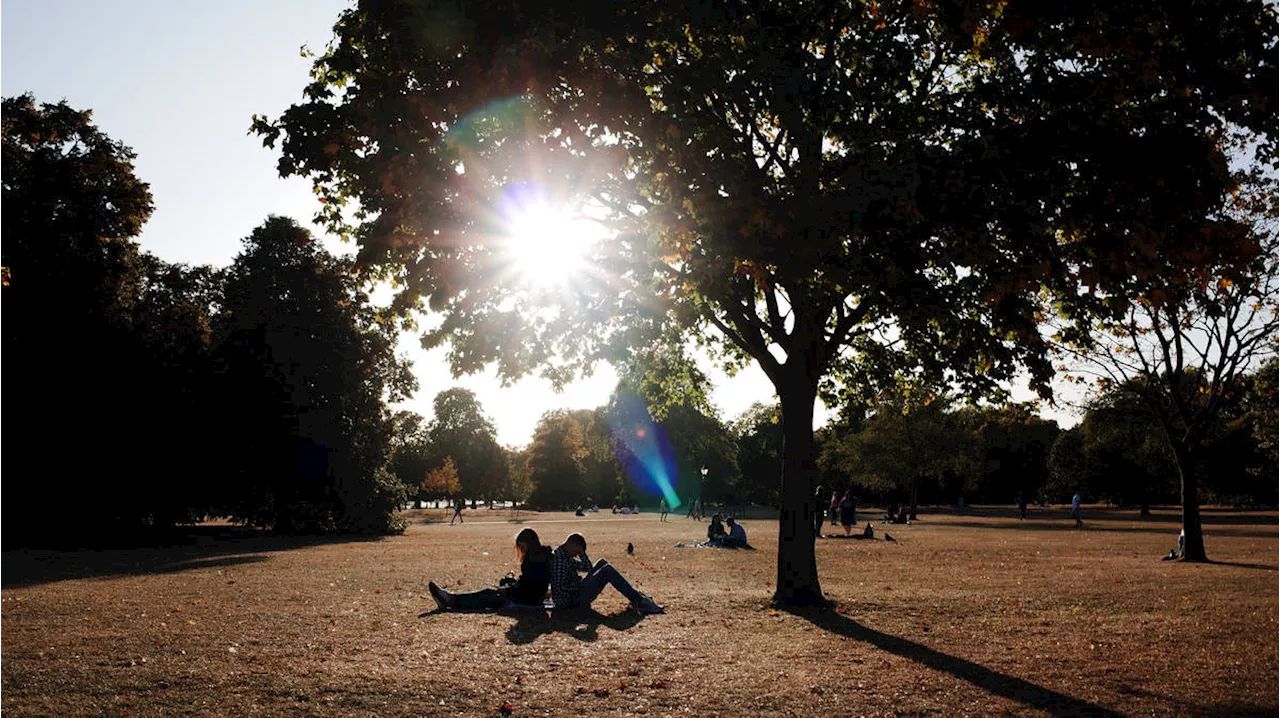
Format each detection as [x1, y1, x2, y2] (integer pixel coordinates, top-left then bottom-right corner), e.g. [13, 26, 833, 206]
[396, 370, 1276, 518]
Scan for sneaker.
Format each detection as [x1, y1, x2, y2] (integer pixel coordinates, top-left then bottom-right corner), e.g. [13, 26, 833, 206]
[428, 581, 452, 612]
[633, 595, 664, 615]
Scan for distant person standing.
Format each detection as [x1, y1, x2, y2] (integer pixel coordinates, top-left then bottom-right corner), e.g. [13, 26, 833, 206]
[659, 498, 669, 522]
[686, 496, 696, 519]
[830, 490, 840, 526]
[1018, 492, 1028, 520]
[450, 496, 464, 525]
[839, 492, 857, 536]
[813, 485, 826, 539]
[1071, 493, 1082, 528]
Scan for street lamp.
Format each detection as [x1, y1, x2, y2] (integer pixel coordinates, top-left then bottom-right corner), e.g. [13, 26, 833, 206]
[699, 465, 708, 519]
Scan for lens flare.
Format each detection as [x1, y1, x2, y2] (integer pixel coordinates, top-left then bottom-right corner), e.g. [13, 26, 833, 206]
[607, 394, 681, 510]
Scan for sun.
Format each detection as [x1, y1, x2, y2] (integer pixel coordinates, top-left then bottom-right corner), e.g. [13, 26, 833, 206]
[498, 185, 601, 288]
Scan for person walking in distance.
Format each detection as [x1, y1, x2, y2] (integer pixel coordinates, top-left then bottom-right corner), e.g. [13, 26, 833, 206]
[450, 496, 464, 525]
[1071, 493, 1083, 529]
[659, 497, 669, 522]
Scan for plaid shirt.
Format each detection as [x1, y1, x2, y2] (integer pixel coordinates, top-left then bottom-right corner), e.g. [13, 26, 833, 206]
[549, 545, 590, 608]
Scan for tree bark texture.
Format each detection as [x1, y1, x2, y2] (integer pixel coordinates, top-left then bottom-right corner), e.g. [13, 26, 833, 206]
[774, 373, 824, 606]
[1174, 444, 1208, 561]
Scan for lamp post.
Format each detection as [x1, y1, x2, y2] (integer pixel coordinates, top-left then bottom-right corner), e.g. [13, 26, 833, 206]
[699, 465, 708, 519]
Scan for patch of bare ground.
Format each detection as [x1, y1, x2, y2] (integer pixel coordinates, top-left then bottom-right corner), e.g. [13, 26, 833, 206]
[3, 505, 1275, 717]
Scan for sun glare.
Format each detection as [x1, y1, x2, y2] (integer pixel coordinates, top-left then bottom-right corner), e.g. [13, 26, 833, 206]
[499, 186, 601, 288]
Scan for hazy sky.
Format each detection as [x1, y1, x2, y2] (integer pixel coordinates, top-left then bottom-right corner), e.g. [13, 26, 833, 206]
[2, 1, 1077, 445]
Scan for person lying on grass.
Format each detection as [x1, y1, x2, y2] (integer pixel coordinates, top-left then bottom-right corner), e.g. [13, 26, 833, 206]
[549, 532, 664, 614]
[428, 527, 551, 611]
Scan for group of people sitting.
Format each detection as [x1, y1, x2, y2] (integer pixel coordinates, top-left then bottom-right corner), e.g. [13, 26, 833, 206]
[697, 514, 749, 547]
[428, 528, 665, 615]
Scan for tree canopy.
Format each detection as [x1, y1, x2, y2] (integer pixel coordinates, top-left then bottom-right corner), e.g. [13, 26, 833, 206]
[423, 387, 507, 500]
[257, 0, 1277, 603]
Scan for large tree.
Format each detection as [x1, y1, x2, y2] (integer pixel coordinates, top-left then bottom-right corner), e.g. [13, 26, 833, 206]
[1051, 163, 1278, 560]
[213, 216, 415, 534]
[524, 409, 589, 509]
[2, 94, 158, 541]
[423, 388, 507, 502]
[256, 1, 1276, 603]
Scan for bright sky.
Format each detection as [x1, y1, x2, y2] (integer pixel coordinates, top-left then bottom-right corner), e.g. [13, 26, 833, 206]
[1, 1, 1076, 445]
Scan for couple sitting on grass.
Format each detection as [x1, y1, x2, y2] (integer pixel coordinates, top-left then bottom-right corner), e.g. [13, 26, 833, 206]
[428, 528, 664, 615]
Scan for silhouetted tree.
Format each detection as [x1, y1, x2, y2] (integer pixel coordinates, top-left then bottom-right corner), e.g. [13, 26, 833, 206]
[212, 216, 414, 534]
[954, 404, 1060, 506]
[389, 410, 434, 506]
[257, 1, 1277, 602]
[2, 94, 161, 542]
[1052, 162, 1278, 560]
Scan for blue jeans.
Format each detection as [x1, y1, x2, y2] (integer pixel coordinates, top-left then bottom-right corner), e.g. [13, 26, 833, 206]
[578, 559, 643, 606]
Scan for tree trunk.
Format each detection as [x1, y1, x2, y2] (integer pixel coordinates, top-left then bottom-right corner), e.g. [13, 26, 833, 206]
[1173, 444, 1207, 561]
[774, 374, 824, 606]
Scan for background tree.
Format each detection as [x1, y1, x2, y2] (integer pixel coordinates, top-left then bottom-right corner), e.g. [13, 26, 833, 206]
[1242, 357, 1278, 468]
[2, 93, 159, 542]
[128, 257, 225, 526]
[1052, 163, 1278, 560]
[257, 1, 1277, 603]
[424, 388, 506, 503]
[567, 408, 621, 508]
[1045, 428, 1092, 507]
[524, 410, 589, 509]
[954, 404, 1060, 506]
[420, 456, 462, 502]
[1076, 390, 1177, 514]
[213, 216, 414, 534]
[389, 410, 434, 507]
[732, 403, 784, 507]
[607, 347, 738, 507]
[503, 445, 535, 506]
[838, 392, 963, 518]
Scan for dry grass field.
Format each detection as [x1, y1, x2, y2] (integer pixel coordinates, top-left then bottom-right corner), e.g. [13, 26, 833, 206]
[2, 505, 1276, 717]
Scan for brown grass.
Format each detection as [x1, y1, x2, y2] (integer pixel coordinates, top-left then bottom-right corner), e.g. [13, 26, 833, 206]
[2, 505, 1276, 717]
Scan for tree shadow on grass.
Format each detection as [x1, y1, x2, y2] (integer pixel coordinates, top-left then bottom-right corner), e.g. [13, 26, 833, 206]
[1205, 560, 1278, 571]
[938, 519, 1277, 539]
[1, 526, 386, 589]
[787, 605, 1125, 718]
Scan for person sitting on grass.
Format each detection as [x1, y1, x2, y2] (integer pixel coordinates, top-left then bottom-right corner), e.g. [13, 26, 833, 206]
[723, 517, 748, 548]
[549, 532, 664, 614]
[428, 527, 551, 611]
[706, 514, 728, 544]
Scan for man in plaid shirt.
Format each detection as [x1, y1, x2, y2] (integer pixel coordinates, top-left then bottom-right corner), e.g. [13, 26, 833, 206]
[549, 533, 663, 614]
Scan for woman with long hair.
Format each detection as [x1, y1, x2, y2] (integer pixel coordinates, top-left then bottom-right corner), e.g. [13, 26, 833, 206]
[429, 527, 552, 610]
